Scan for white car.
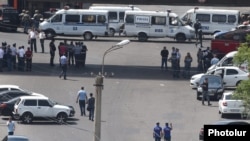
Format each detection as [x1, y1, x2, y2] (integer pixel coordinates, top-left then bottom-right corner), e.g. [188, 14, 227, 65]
[13, 96, 75, 124]
[0, 85, 26, 92]
[190, 66, 249, 89]
[218, 92, 245, 118]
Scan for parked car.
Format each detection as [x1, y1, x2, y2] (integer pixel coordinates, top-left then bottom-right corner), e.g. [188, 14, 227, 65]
[211, 29, 250, 59]
[190, 66, 249, 89]
[196, 74, 225, 100]
[13, 96, 75, 124]
[2, 135, 29, 141]
[0, 90, 44, 103]
[199, 120, 250, 140]
[0, 97, 21, 117]
[219, 92, 246, 118]
[0, 85, 26, 93]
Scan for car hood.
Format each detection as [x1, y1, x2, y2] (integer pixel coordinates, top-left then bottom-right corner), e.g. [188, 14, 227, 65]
[53, 104, 71, 110]
[191, 73, 204, 79]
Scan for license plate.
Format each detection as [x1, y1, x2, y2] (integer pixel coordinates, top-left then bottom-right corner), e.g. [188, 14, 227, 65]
[230, 109, 240, 112]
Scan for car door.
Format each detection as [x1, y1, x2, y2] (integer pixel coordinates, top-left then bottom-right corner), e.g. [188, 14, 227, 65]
[149, 15, 167, 37]
[38, 99, 53, 117]
[224, 68, 239, 87]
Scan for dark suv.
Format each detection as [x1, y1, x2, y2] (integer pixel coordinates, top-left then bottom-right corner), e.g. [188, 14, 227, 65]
[196, 74, 225, 100]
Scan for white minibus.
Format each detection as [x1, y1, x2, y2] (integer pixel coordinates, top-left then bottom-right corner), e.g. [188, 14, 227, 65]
[89, 5, 141, 36]
[123, 10, 195, 42]
[181, 7, 240, 35]
[39, 8, 109, 40]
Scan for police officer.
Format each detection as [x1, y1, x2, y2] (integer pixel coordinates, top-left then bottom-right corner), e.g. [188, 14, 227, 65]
[194, 19, 201, 40]
[22, 11, 31, 33]
[19, 10, 26, 26]
[33, 10, 43, 30]
[80, 42, 88, 67]
[67, 41, 75, 66]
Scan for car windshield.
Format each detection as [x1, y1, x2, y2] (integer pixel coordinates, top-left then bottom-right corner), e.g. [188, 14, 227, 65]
[48, 98, 57, 106]
[200, 76, 222, 88]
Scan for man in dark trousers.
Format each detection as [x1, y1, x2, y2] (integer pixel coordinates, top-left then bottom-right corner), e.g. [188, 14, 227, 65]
[161, 46, 169, 70]
[49, 39, 56, 66]
[201, 78, 211, 106]
[194, 19, 201, 40]
[87, 93, 95, 121]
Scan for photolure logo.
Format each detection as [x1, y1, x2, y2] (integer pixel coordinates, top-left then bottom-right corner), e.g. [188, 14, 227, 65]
[204, 125, 250, 141]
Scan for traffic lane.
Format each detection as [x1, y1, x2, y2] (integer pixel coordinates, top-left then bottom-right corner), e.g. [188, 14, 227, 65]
[100, 78, 221, 141]
[0, 76, 220, 141]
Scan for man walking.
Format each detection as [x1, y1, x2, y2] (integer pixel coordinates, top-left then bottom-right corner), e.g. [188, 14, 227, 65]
[76, 87, 88, 116]
[163, 123, 173, 141]
[161, 46, 169, 70]
[6, 116, 15, 135]
[49, 39, 56, 66]
[153, 122, 163, 141]
[59, 53, 67, 80]
[202, 78, 211, 106]
[28, 28, 38, 53]
[87, 93, 95, 121]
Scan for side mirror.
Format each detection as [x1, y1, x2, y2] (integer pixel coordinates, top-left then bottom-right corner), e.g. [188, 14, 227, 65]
[223, 82, 226, 85]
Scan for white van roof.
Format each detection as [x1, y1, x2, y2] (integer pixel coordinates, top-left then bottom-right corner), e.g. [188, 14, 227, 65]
[125, 10, 178, 17]
[186, 8, 240, 15]
[55, 9, 109, 15]
[89, 6, 141, 11]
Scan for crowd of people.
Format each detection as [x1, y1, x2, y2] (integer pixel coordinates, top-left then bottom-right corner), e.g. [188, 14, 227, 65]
[0, 38, 88, 73]
[160, 46, 219, 79]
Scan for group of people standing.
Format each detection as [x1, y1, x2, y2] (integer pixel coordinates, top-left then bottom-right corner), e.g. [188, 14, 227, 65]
[19, 9, 44, 33]
[49, 39, 88, 80]
[0, 42, 33, 72]
[161, 46, 193, 78]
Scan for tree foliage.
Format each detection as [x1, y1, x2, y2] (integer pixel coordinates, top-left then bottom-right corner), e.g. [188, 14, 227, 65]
[233, 34, 250, 116]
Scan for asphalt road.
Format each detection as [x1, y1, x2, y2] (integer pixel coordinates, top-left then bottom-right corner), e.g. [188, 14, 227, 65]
[0, 4, 250, 141]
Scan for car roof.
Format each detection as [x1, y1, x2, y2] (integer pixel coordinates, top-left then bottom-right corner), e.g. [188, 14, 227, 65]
[19, 96, 49, 100]
[213, 120, 249, 125]
[7, 135, 29, 140]
[0, 85, 20, 89]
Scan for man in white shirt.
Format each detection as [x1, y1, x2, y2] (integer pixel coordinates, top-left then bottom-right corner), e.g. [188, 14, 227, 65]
[28, 28, 38, 53]
[10, 43, 17, 70]
[59, 53, 67, 80]
[6, 116, 15, 135]
[39, 30, 46, 53]
[0, 46, 4, 72]
[17, 46, 25, 71]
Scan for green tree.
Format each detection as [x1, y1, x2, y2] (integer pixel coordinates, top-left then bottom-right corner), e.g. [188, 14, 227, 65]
[233, 34, 250, 117]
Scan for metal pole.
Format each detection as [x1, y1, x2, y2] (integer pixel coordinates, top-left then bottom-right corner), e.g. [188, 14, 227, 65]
[94, 75, 103, 141]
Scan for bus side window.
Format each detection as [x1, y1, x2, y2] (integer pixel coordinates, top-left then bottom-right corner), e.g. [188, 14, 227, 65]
[65, 15, 80, 24]
[119, 12, 125, 22]
[125, 15, 134, 24]
[97, 15, 106, 23]
[0, 10, 2, 17]
[108, 11, 117, 21]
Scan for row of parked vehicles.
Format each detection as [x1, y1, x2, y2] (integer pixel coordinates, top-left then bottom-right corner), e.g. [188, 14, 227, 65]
[37, 5, 248, 43]
[189, 50, 250, 141]
[0, 85, 75, 124]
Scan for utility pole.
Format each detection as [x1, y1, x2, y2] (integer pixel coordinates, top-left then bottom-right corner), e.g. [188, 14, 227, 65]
[94, 75, 103, 141]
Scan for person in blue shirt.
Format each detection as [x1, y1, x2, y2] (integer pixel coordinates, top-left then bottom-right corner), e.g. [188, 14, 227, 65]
[76, 87, 88, 116]
[153, 122, 163, 141]
[163, 122, 172, 141]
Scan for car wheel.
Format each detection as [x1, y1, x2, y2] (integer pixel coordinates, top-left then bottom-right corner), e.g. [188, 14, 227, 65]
[109, 28, 115, 37]
[22, 112, 33, 124]
[57, 113, 67, 124]
[138, 33, 148, 42]
[83, 32, 93, 40]
[236, 81, 241, 86]
[176, 33, 186, 42]
[45, 30, 55, 39]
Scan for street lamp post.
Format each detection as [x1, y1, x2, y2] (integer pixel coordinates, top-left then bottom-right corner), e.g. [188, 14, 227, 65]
[94, 39, 130, 141]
